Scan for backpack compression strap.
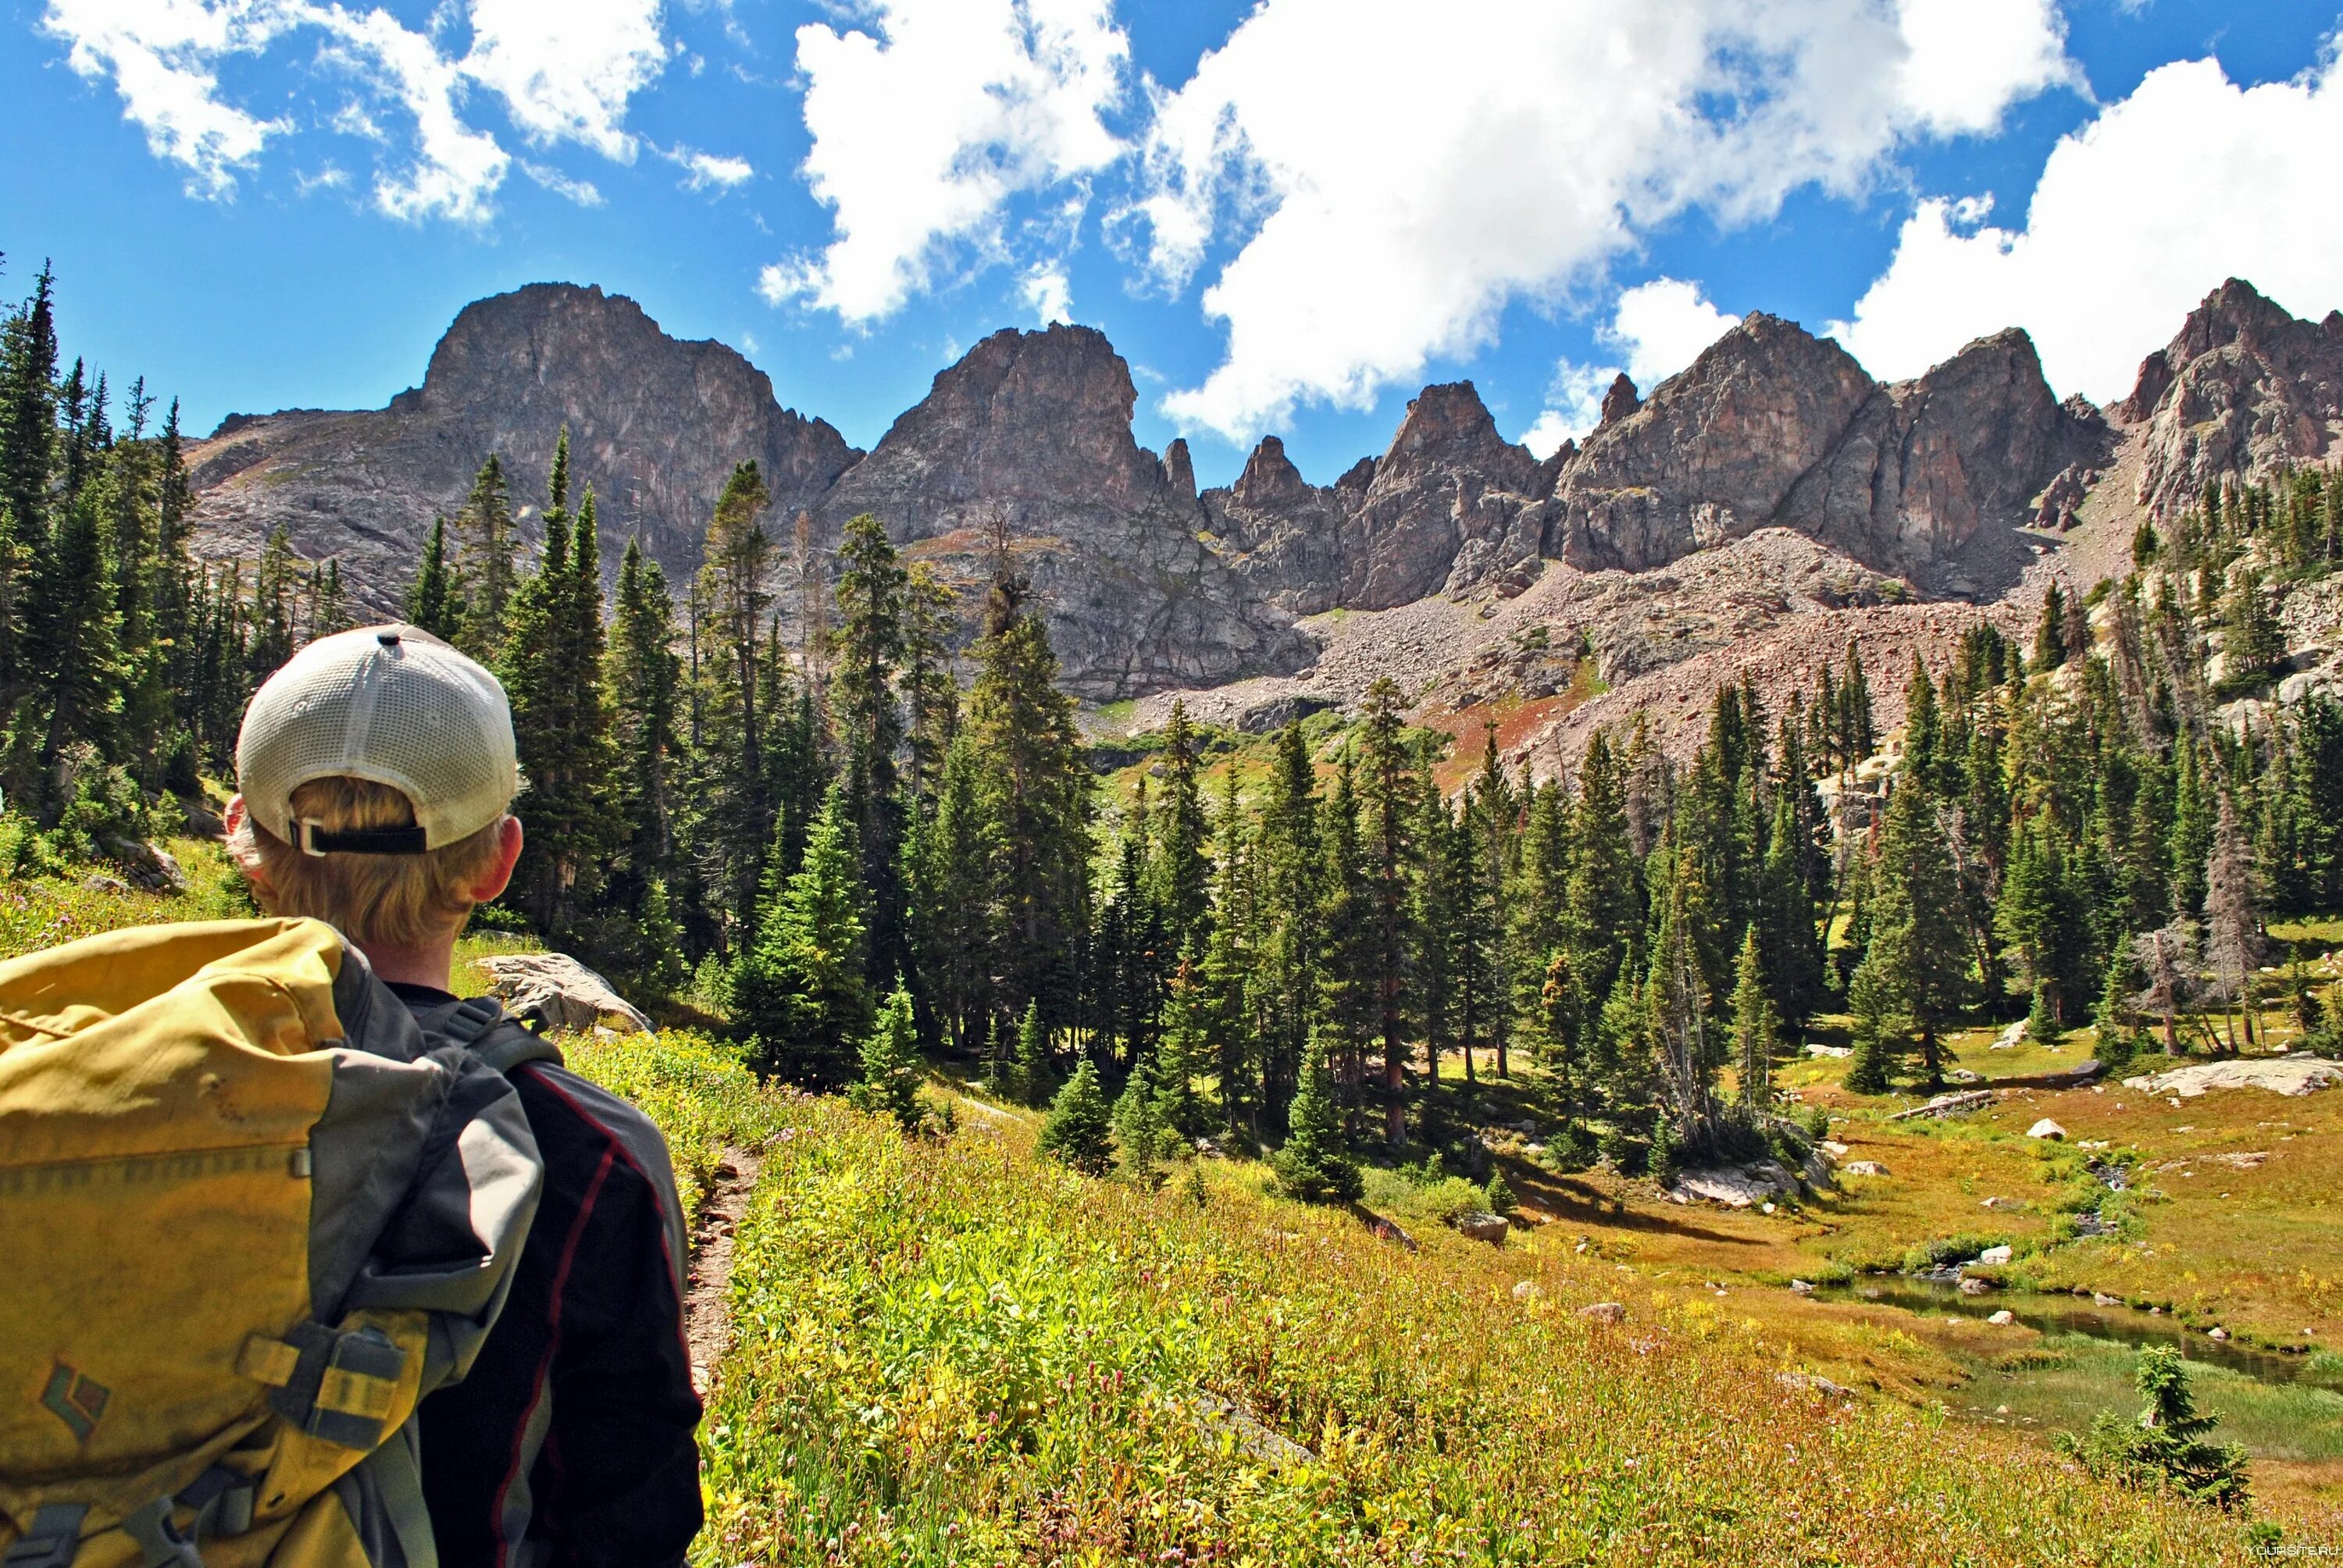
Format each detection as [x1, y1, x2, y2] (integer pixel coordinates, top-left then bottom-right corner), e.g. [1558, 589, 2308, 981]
[430, 995, 565, 1076]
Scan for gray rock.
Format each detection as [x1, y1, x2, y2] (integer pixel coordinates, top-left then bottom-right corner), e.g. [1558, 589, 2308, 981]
[1578, 1302, 1628, 1324]
[475, 951, 654, 1032]
[186, 283, 857, 614]
[2119, 278, 2343, 521]
[1454, 1211, 1510, 1244]
[1842, 1160, 1890, 1178]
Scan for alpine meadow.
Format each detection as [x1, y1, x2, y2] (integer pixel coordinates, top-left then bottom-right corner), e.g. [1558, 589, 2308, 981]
[10, 1, 2343, 1562]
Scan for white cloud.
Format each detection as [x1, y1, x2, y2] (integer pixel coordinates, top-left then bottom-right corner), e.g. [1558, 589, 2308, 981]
[666, 144, 754, 191]
[520, 160, 604, 207]
[1133, 0, 2073, 443]
[1605, 278, 1739, 388]
[42, 0, 300, 197]
[1021, 262, 1072, 324]
[315, 5, 511, 223]
[460, 0, 667, 161]
[761, 0, 1128, 323]
[1833, 50, 2343, 401]
[1516, 362, 1616, 457]
[43, 0, 672, 221]
[1892, 0, 2077, 135]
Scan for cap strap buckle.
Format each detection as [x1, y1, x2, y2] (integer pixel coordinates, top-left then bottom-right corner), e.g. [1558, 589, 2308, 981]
[297, 820, 430, 857]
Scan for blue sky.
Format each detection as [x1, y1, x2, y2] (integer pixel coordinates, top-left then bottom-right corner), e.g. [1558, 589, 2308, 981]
[5, 0, 2341, 489]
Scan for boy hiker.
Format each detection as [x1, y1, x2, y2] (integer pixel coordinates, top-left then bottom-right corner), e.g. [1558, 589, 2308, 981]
[223, 625, 706, 1568]
[0, 623, 699, 1568]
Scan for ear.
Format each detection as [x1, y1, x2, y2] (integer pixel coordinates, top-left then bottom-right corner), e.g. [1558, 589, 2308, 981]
[467, 815, 525, 905]
[223, 795, 274, 899]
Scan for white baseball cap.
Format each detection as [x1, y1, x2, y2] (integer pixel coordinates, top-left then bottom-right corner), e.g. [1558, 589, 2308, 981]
[237, 624, 520, 855]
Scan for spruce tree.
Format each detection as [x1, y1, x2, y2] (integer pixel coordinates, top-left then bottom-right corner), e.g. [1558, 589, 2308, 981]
[1037, 1059, 1114, 1175]
[405, 515, 464, 640]
[686, 461, 777, 945]
[453, 454, 519, 661]
[735, 786, 870, 1088]
[1728, 925, 1778, 1111]
[1013, 998, 1055, 1107]
[847, 982, 928, 1130]
[833, 513, 911, 992]
[965, 573, 1090, 1024]
[1271, 1029, 1361, 1203]
[1150, 698, 1212, 952]
[914, 734, 1001, 1052]
[2068, 1345, 2249, 1510]
[1357, 678, 1418, 1143]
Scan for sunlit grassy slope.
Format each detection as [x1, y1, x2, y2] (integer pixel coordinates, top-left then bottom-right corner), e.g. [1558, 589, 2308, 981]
[665, 1087, 2269, 1566]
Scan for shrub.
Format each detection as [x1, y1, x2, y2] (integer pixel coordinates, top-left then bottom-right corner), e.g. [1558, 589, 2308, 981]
[1483, 1170, 1517, 1214]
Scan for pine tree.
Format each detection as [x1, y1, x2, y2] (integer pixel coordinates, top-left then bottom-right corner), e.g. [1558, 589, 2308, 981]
[965, 574, 1091, 1025]
[1357, 678, 1418, 1143]
[1848, 773, 1969, 1089]
[734, 786, 870, 1088]
[13, 482, 123, 819]
[914, 734, 1001, 1053]
[405, 515, 464, 640]
[847, 982, 928, 1130]
[1112, 1048, 1173, 1174]
[2067, 1345, 2249, 1510]
[832, 513, 911, 993]
[453, 454, 519, 661]
[2220, 566, 2282, 687]
[1728, 925, 1777, 1111]
[602, 536, 683, 964]
[1150, 699, 1212, 952]
[1271, 1029, 1361, 1203]
[686, 461, 778, 945]
[1037, 1059, 1114, 1175]
[1012, 998, 1055, 1108]
[499, 470, 610, 942]
[1254, 719, 1322, 1129]
[2035, 582, 2070, 671]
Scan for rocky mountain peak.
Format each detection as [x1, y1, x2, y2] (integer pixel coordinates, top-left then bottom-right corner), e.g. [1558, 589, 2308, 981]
[187, 280, 854, 596]
[1599, 372, 1640, 426]
[1232, 435, 1314, 510]
[2118, 279, 2343, 515]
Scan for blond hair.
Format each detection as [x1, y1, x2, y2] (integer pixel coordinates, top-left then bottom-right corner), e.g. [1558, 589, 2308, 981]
[230, 776, 508, 950]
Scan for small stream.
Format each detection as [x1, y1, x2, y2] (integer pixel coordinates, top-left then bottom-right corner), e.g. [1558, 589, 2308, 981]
[1816, 1276, 2325, 1388]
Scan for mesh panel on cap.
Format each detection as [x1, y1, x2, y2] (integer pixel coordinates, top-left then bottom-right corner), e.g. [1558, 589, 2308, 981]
[237, 625, 518, 849]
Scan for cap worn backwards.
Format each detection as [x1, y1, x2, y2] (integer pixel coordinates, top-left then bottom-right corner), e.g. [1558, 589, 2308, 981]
[236, 624, 520, 854]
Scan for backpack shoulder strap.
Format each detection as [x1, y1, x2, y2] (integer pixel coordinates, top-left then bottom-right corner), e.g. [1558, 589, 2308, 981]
[427, 994, 565, 1076]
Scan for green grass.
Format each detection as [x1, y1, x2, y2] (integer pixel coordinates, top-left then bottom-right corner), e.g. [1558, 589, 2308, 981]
[1957, 1335, 2343, 1464]
[0, 836, 259, 960]
[565, 1029, 796, 1229]
[689, 1088, 2268, 1566]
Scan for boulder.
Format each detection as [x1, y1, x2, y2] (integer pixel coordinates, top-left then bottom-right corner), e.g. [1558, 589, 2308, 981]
[1842, 1160, 1890, 1178]
[1988, 1310, 2016, 1326]
[1958, 1277, 1995, 1296]
[474, 952, 654, 1032]
[1667, 1161, 1797, 1209]
[1888, 1089, 1993, 1122]
[1578, 1302, 1628, 1325]
[1990, 1021, 2025, 1051]
[1789, 1279, 1817, 1295]
[1977, 1244, 2014, 1265]
[1774, 1371, 1852, 1399]
[2120, 1057, 2343, 1099]
[1371, 1217, 1419, 1252]
[2026, 1119, 2067, 1140]
[1454, 1212, 1510, 1245]
[1510, 1280, 1542, 1302]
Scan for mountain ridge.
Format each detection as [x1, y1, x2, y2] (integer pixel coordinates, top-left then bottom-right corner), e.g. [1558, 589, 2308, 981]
[184, 276, 2343, 707]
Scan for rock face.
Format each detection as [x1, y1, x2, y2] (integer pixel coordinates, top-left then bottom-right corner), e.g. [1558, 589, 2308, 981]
[2118, 278, 2343, 518]
[181, 276, 2337, 708]
[1556, 314, 2102, 590]
[813, 324, 1315, 698]
[188, 283, 858, 596]
[1204, 381, 1553, 612]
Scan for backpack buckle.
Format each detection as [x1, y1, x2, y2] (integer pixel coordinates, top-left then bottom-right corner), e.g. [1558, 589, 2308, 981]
[3, 1505, 87, 1568]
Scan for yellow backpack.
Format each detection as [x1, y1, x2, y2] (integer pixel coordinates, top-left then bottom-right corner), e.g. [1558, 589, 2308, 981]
[0, 919, 544, 1568]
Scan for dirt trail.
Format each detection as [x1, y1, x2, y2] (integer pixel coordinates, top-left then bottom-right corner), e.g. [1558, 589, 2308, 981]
[683, 1148, 762, 1396]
